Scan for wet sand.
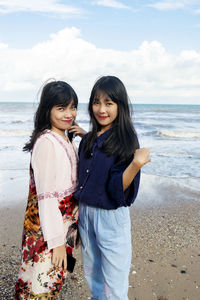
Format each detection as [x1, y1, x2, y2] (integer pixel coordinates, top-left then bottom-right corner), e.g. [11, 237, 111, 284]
[0, 179, 200, 299]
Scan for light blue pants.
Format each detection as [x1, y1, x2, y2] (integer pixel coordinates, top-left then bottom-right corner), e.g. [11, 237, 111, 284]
[78, 202, 132, 300]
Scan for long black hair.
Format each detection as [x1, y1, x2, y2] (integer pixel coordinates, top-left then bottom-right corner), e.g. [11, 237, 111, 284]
[84, 75, 139, 164]
[23, 80, 78, 152]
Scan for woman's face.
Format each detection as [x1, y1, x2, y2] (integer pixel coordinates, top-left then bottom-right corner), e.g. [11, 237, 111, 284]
[92, 91, 118, 133]
[50, 100, 77, 134]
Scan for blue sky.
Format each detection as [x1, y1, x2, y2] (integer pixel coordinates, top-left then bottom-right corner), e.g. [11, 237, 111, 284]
[0, 0, 200, 104]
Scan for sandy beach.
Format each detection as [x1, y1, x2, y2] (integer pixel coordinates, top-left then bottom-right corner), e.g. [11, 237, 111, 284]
[0, 173, 200, 300]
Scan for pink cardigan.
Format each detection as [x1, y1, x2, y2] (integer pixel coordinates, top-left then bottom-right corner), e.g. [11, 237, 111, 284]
[31, 130, 78, 250]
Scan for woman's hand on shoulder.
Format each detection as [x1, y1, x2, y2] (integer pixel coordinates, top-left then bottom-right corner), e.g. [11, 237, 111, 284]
[132, 148, 151, 169]
[69, 121, 87, 138]
[52, 244, 67, 270]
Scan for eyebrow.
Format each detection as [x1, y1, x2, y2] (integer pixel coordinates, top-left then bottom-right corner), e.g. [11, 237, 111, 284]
[56, 100, 76, 108]
[93, 97, 112, 102]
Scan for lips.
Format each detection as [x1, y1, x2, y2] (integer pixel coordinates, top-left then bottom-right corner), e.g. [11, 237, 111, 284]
[97, 115, 108, 120]
[62, 119, 73, 124]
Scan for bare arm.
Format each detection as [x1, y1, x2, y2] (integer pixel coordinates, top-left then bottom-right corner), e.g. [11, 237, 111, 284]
[123, 148, 151, 191]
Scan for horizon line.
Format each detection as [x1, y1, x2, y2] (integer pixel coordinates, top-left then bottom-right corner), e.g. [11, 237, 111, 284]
[0, 101, 199, 106]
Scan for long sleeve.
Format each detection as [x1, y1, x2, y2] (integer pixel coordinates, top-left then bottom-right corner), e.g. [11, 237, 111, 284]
[107, 159, 141, 207]
[31, 137, 65, 250]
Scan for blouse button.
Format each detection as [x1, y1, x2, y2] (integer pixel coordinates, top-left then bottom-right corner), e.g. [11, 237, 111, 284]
[91, 153, 93, 156]
[86, 169, 89, 173]
[80, 186, 83, 190]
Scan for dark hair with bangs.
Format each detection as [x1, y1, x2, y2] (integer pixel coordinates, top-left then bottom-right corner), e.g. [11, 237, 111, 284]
[23, 80, 78, 152]
[84, 75, 139, 163]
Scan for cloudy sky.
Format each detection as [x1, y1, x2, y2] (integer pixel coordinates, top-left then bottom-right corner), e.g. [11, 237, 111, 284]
[0, 0, 200, 104]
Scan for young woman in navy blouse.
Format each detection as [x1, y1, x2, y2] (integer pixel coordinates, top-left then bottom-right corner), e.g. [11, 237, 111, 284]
[74, 76, 151, 300]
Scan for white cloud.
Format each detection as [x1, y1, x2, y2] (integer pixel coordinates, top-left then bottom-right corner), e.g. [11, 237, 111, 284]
[93, 0, 130, 9]
[0, 27, 200, 103]
[0, 42, 8, 49]
[194, 9, 200, 14]
[149, 1, 184, 10]
[148, 0, 198, 11]
[0, 0, 82, 16]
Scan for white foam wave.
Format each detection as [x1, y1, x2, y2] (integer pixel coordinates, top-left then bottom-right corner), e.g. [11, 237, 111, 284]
[135, 173, 200, 206]
[158, 130, 200, 139]
[12, 120, 23, 124]
[0, 130, 31, 136]
[157, 152, 200, 158]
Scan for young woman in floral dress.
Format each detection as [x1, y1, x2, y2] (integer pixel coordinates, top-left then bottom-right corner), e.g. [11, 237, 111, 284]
[15, 81, 85, 299]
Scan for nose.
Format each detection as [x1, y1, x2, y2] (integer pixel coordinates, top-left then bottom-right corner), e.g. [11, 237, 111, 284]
[64, 109, 72, 118]
[99, 104, 106, 114]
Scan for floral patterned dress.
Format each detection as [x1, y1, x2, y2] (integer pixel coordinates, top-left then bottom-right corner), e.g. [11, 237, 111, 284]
[15, 130, 79, 299]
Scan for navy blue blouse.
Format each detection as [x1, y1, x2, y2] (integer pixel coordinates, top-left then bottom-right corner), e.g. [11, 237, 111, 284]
[74, 129, 140, 210]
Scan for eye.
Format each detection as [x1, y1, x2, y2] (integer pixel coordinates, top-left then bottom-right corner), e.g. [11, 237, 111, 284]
[105, 99, 114, 106]
[93, 98, 99, 105]
[57, 106, 64, 111]
[71, 106, 77, 111]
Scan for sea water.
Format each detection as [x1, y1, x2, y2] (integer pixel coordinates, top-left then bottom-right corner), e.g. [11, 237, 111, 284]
[0, 102, 199, 206]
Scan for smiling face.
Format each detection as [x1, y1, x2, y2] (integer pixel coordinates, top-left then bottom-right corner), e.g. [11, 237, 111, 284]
[50, 100, 77, 136]
[92, 91, 118, 133]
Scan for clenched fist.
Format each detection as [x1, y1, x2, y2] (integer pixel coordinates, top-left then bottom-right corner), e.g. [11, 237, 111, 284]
[132, 148, 151, 168]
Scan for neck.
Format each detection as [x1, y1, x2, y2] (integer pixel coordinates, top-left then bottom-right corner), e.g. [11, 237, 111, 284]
[51, 126, 66, 137]
[97, 126, 111, 136]
[51, 127, 70, 142]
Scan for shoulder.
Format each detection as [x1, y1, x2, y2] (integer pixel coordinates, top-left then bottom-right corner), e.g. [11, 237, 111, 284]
[31, 133, 56, 168]
[32, 131, 55, 155]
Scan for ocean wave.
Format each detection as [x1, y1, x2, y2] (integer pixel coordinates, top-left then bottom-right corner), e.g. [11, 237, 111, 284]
[135, 173, 200, 206]
[155, 109, 172, 113]
[0, 146, 10, 151]
[11, 120, 24, 124]
[0, 119, 33, 125]
[76, 119, 89, 124]
[0, 130, 31, 136]
[12, 119, 33, 124]
[155, 152, 200, 158]
[157, 130, 200, 139]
